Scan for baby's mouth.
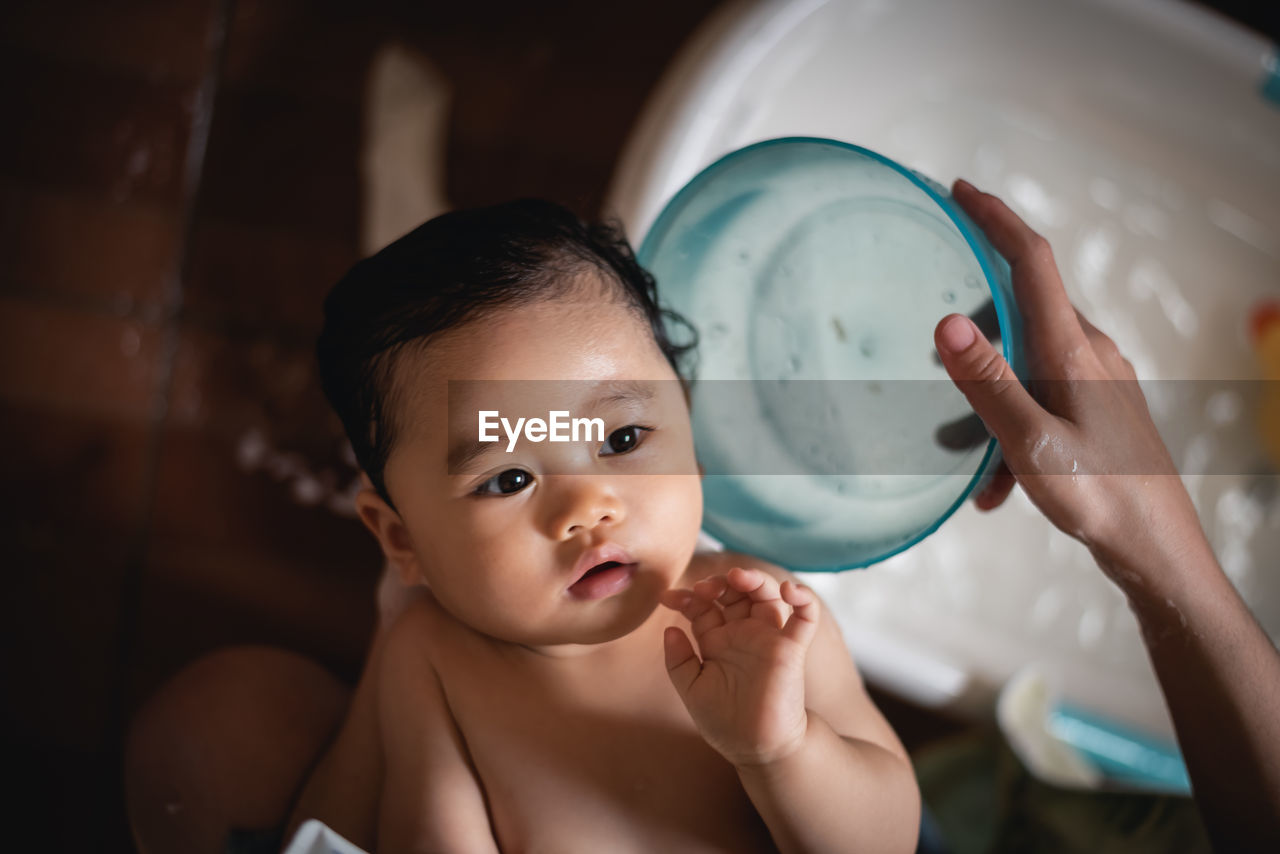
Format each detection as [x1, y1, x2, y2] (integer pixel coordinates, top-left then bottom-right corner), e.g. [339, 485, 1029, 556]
[568, 560, 637, 600]
[583, 560, 621, 577]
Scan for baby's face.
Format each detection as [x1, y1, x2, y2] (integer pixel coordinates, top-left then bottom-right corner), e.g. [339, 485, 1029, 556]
[380, 283, 703, 651]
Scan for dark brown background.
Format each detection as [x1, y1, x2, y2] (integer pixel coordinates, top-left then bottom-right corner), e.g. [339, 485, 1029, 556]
[2, 1, 1273, 850]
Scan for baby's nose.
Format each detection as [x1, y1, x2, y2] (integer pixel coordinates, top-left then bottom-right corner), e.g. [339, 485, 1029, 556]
[548, 475, 624, 538]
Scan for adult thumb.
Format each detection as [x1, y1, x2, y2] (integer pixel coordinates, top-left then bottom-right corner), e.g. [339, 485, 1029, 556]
[934, 314, 1042, 449]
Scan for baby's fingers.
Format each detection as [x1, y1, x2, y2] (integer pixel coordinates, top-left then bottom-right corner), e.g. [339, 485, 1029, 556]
[716, 570, 756, 620]
[694, 575, 728, 601]
[660, 587, 726, 636]
[781, 581, 819, 648]
[663, 627, 702, 699]
[725, 567, 789, 629]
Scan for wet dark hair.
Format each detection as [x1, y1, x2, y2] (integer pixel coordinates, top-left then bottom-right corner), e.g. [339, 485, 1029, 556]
[316, 198, 696, 509]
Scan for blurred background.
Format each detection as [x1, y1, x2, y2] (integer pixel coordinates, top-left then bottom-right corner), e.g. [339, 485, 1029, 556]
[2, 1, 1276, 851]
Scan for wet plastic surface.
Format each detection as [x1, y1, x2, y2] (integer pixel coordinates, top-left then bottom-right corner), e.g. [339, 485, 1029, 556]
[638, 137, 1022, 569]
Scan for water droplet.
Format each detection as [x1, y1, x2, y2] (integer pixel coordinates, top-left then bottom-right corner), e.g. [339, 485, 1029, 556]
[858, 336, 877, 358]
[942, 290, 957, 304]
[738, 250, 751, 263]
[789, 354, 802, 373]
[964, 274, 982, 289]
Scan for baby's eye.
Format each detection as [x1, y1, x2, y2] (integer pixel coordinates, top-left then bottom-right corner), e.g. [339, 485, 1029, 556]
[599, 425, 653, 456]
[475, 468, 532, 496]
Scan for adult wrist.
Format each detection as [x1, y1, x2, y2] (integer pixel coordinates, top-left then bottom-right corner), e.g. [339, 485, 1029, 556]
[1090, 518, 1220, 611]
[1086, 483, 1212, 592]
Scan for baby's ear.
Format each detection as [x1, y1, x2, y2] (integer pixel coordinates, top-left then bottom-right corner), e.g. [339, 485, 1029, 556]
[354, 484, 421, 586]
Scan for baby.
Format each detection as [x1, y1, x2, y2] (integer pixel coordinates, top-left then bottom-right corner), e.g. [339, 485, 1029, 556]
[287, 199, 922, 852]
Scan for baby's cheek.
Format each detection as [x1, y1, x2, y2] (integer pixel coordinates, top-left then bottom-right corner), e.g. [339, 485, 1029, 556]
[649, 473, 703, 549]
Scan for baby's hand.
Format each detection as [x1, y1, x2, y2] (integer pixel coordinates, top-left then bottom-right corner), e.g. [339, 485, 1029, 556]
[659, 567, 818, 767]
[934, 179, 1205, 578]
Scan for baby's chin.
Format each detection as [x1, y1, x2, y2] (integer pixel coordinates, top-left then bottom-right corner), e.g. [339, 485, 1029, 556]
[507, 588, 669, 654]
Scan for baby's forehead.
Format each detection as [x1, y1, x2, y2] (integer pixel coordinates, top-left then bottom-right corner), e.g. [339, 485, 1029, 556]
[385, 296, 670, 429]
[413, 295, 660, 376]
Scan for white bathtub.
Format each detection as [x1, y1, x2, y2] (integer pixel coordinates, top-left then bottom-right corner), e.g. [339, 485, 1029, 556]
[606, 0, 1280, 775]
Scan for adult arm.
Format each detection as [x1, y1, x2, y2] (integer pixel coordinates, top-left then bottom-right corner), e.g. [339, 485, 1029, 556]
[934, 179, 1280, 852]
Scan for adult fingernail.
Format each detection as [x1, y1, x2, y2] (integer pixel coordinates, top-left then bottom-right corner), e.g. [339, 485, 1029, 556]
[954, 178, 977, 194]
[938, 314, 977, 354]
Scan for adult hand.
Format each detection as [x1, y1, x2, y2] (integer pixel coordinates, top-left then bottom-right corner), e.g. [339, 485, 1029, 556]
[934, 180, 1280, 853]
[933, 179, 1204, 578]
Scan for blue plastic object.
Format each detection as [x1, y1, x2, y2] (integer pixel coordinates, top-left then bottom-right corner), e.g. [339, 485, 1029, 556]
[1049, 703, 1192, 795]
[638, 137, 1026, 571]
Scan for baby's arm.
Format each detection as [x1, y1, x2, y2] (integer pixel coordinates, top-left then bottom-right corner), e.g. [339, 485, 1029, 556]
[661, 559, 920, 854]
[376, 600, 500, 853]
[935, 179, 1280, 852]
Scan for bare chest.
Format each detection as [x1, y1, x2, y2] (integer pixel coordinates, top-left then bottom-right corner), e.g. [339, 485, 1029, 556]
[436, 647, 776, 854]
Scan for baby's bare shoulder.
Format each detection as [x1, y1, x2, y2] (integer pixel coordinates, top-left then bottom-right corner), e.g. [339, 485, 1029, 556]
[373, 592, 500, 850]
[381, 588, 506, 687]
[381, 587, 468, 666]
